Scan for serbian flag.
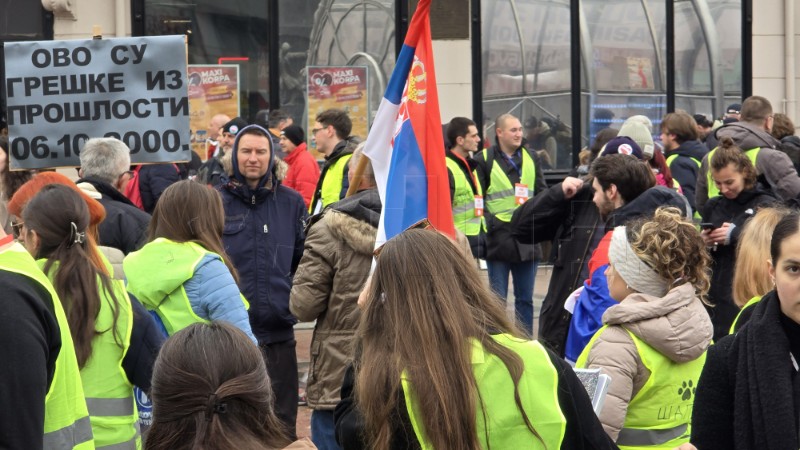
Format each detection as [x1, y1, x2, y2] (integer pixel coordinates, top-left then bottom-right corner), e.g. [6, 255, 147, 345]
[364, 0, 455, 247]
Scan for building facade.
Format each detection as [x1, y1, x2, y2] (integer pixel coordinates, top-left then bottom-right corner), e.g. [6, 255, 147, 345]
[1, 0, 798, 171]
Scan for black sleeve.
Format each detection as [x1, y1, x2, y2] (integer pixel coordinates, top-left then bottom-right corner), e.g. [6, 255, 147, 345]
[473, 154, 491, 197]
[0, 271, 62, 450]
[511, 182, 573, 245]
[671, 159, 699, 213]
[340, 163, 351, 200]
[141, 165, 180, 213]
[532, 150, 548, 195]
[121, 293, 165, 392]
[292, 206, 309, 274]
[335, 364, 367, 450]
[546, 350, 620, 450]
[448, 170, 456, 203]
[691, 337, 735, 450]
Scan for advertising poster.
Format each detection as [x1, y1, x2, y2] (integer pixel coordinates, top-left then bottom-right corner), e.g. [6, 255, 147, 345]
[627, 56, 654, 90]
[4, 35, 189, 169]
[307, 66, 369, 158]
[187, 64, 240, 158]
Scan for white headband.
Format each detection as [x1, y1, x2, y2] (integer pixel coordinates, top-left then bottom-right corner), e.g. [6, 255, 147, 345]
[608, 226, 670, 297]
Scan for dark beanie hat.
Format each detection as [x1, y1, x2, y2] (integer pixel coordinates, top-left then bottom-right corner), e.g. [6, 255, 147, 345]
[281, 125, 305, 146]
[599, 136, 645, 160]
[222, 117, 248, 135]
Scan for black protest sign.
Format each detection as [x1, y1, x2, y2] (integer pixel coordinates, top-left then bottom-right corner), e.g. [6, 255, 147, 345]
[4, 35, 190, 169]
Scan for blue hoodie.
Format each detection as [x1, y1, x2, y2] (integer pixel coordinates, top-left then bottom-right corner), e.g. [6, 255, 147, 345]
[217, 125, 308, 345]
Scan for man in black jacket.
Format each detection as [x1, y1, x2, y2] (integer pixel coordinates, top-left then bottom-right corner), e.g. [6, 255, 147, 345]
[77, 137, 150, 254]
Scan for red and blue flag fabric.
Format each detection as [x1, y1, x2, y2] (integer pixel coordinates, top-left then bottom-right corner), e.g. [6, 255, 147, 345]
[363, 0, 455, 247]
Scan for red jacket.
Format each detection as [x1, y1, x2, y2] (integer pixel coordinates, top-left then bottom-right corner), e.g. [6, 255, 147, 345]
[283, 143, 321, 208]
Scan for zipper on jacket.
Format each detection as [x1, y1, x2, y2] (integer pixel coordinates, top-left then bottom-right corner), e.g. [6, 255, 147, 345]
[251, 194, 256, 205]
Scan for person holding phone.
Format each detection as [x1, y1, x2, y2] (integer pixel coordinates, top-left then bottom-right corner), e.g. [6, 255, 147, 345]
[700, 136, 775, 340]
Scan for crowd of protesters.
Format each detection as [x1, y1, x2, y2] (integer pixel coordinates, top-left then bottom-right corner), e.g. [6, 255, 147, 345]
[3, 95, 800, 450]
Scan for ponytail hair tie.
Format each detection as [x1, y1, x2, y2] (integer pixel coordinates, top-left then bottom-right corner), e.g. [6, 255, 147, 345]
[69, 222, 86, 247]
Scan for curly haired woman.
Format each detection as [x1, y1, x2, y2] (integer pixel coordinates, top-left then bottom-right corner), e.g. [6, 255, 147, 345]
[576, 207, 714, 449]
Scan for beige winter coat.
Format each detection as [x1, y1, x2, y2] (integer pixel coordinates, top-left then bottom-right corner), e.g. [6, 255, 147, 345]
[289, 207, 376, 409]
[581, 283, 713, 441]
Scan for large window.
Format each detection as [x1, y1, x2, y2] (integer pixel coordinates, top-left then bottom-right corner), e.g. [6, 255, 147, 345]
[479, 0, 746, 170]
[481, 0, 574, 170]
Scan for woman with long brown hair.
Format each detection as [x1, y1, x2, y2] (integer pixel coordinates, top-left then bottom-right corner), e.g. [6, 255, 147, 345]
[335, 228, 615, 450]
[124, 180, 255, 341]
[146, 322, 314, 449]
[20, 184, 161, 448]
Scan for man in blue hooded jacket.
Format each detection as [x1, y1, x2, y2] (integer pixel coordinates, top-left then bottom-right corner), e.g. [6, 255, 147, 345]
[218, 124, 307, 439]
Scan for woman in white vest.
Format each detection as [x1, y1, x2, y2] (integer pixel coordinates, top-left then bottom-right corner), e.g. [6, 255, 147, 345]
[576, 207, 713, 449]
[21, 184, 159, 449]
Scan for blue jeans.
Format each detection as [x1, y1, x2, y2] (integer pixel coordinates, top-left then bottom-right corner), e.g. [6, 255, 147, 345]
[311, 410, 341, 450]
[487, 260, 538, 334]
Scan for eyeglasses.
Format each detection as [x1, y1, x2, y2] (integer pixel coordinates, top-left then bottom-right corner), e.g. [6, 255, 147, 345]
[311, 127, 326, 135]
[372, 218, 434, 259]
[11, 221, 24, 239]
[119, 170, 134, 180]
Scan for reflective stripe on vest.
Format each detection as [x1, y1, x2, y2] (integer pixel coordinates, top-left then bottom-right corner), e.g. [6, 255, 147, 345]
[706, 147, 760, 199]
[402, 334, 566, 449]
[0, 244, 94, 449]
[43, 415, 94, 450]
[446, 157, 482, 236]
[38, 259, 140, 448]
[310, 153, 352, 213]
[482, 148, 536, 222]
[124, 239, 249, 336]
[577, 326, 705, 450]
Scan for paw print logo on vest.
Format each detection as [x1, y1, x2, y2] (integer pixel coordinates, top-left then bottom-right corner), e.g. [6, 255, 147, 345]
[678, 380, 696, 401]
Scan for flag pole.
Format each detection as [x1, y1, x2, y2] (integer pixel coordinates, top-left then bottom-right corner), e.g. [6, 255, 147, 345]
[345, 154, 369, 197]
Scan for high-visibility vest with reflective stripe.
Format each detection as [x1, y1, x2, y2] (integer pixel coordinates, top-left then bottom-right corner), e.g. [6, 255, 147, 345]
[481, 148, 536, 222]
[0, 243, 94, 449]
[577, 326, 705, 449]
[40, 261, 140, 449]
[705, 147, 761, 199]
[310, 153, 352, 213]
[402, 334, 566, 449]
[445, 157, 482, 236]
[124, 239, 248, 336]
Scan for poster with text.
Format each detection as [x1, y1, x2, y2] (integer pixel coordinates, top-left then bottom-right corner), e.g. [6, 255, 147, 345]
[4, 35, 190, 169]
[187, 64, 240, 158]
[307, 66, 369, 159]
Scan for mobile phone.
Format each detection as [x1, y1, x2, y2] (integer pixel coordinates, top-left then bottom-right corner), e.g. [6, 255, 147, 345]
[700, 222, 715, 230]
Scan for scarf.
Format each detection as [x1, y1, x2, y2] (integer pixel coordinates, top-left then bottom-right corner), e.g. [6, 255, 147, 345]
[732, 291, 799, 450]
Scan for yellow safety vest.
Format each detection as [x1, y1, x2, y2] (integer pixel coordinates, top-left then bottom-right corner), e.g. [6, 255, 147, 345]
[577, 326, 706, 450]
[39, 260, 140, 449]
[445, 157, 483, 237]
[706, 147, 761, 199]
[310, 153, 352, 213]
[729, 295, 762, 334]
[124, 239, 249, 336]
[403, 334, 566, 449]
[0, 243, 94, 449]
[481, 148, 537, 222]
